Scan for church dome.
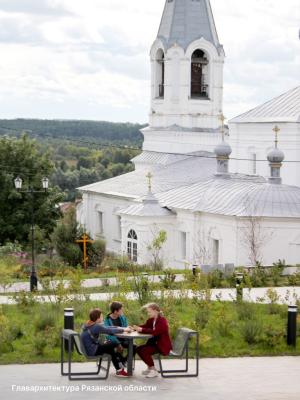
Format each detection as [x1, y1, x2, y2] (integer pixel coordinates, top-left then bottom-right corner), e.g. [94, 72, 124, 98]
[267, 147, 285, 163]
[214, 141, 232, 158]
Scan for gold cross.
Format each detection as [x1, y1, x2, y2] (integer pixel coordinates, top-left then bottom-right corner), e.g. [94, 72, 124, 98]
[273, 125, 280, 148]
[146, 172, 153, 191]
[219, 113, 226, 141]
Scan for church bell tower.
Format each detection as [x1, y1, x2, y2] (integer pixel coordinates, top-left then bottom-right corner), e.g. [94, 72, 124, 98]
[141, 0, 225, 155]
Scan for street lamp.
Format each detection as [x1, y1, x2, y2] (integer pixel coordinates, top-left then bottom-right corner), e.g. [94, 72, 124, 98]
[14, 176, 49, 291]
[235, 271, 244, 302]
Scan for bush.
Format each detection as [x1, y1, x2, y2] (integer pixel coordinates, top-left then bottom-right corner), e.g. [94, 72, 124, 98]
[240, 318, 263, 344]
[34, 311, 57, 332]
[159, 269, 176, 289]
[88, 239, 106, 268]
[33, 332, 48, 356]
[236, 302, 258, 321]
[262, 326, 284, 348]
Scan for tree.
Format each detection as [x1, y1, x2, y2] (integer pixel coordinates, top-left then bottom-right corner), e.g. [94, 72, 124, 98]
[51, 207, 84, 266]
[147, 228, 168, 270]
[0, 134, 63, 245]
[240, 198, 273, 266]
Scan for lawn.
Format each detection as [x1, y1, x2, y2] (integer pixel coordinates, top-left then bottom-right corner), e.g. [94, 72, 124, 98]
[0, 295, 299, 365]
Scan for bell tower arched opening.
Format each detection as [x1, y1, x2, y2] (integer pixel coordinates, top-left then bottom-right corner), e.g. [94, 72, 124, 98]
[191, 49, 209, 99]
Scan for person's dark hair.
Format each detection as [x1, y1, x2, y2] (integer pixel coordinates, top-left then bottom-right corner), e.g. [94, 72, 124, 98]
[110, 301, 123, 314]
[89, 308, 102, 322]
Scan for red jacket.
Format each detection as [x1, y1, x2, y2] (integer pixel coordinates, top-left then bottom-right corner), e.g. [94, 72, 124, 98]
[140, 315, 172, 356]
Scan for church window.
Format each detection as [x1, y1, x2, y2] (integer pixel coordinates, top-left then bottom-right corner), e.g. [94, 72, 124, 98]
[117, 216, 122, 240]
[156, 49, 165, 98]
[127, 229, 138, 262]
[191, 49, 209, 98]
[180, 232, 187, 259]
[252, 153, 257, 175]
[98, 211, 104, 234]
[212, 239, 219, 264]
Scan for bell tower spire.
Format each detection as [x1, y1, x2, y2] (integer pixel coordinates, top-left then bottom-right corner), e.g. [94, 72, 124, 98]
[141, 0, 225, 156]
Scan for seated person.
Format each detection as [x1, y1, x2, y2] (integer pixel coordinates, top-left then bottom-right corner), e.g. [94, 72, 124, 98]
[134, 303, 172, 378]
[81, 307, 131, 378]
[104, 301, 137, 367]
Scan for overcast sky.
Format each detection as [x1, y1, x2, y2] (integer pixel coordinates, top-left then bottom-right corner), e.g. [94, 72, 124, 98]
[0, 0, 299, 123]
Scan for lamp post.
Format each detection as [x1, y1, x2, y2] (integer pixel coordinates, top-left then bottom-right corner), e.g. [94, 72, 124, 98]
[235, 272, 244, 302]
[14, 176, 49, 292]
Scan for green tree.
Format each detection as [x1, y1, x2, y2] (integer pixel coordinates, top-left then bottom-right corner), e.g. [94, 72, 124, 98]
[51, 206, 84, 266]
[0, 134, 63, 245]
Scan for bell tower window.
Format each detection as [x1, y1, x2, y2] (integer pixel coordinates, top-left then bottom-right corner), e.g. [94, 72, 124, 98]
[191, 49, 209, 99]
[156, 49, 165, 98]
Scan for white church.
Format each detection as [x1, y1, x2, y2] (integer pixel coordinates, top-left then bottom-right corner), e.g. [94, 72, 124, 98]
[77, 0, 300, 269]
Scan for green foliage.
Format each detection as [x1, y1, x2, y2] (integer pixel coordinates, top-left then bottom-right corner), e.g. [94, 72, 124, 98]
[51, 207, 84, 267]
[0, 134, 64, 244]
[262, 326, 284, 348]
[240, 318, 263, 344]
[159, 269, 176, 289]
[88, 239, 106, 268]
[147, 230, 168, 271]
[34, 312, 57, 333]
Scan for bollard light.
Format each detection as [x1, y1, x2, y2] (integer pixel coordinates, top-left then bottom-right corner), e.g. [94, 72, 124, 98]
[287, 305, 297, 347]
[64, 308, 74, 352]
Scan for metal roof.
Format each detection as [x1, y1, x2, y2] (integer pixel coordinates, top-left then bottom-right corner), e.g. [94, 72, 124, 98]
[78, 151, 216, 198]
[157, 175, 300, 218]
[119, 191, 175, 217]
[157, 0, 221, 51]
[230, 86, 300, 124]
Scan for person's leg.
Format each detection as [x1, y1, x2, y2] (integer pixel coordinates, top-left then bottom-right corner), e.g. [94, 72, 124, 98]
[95, 342, 123, 372]
[137, 345, 158, 368]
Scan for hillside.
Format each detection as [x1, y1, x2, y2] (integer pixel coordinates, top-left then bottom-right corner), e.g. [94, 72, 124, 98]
[0, 119, 145, 146]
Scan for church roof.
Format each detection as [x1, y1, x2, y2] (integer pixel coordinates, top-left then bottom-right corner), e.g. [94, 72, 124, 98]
[78, 151, 216, 199]
[157, 174, 300, 218]
[119, 191, 175, 217]
[157, 0, 221, 50]
[230, 86, 300, 124]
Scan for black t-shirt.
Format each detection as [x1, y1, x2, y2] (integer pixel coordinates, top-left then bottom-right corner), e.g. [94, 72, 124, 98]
[110, 316, 121, 327]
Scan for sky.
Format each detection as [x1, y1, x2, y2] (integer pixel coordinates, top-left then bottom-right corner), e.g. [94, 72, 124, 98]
[0, 0, 299, 123]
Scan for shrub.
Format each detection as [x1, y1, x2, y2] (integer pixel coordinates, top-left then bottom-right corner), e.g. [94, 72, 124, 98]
[240, 318, 263, 344]
[34, 311, 57, 332]
[33, 332, 48, 356]
[88, 239, 106, 268]
[236, 302, 258, 321]
[0, 312, 12, 353]
[262, 326, 284, 348]
[159, 269, 176, 289]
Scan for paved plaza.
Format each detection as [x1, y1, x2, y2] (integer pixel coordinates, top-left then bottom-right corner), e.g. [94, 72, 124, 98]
[0, 357, 299, 400]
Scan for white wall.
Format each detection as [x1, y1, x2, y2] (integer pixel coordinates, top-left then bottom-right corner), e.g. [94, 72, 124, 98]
[229, 121, 300, 187]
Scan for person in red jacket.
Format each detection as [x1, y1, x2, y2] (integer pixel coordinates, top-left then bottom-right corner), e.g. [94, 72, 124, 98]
[133, 303, 172, 378]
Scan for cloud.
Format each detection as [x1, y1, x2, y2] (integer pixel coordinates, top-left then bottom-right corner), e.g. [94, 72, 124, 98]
[0, 0, 298, 123]
[0, 0, 73, 16]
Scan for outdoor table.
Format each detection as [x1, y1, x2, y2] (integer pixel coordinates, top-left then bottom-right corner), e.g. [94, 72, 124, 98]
[115, 331, 152, 376]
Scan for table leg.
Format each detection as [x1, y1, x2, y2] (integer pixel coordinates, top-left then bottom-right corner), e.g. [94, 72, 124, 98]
[127, 339, 134, 376]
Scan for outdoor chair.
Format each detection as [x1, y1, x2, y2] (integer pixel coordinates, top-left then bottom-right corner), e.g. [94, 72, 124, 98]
[60, 329, 111, 381]
[158, 327, 199, 378]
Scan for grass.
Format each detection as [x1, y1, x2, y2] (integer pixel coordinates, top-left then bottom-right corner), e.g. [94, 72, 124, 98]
[0, 298, 299, 365]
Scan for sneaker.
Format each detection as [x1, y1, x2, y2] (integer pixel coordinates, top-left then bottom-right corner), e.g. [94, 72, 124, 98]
[116, 369, 129, 378]
[146, 369, 159, 378]
[142, 368, 151, 375]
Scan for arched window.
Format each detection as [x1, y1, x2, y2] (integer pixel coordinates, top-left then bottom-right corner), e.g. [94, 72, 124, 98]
[156, 49, 165, 98]
[127, 229, 138, 262]
[191, 49, 209, 98]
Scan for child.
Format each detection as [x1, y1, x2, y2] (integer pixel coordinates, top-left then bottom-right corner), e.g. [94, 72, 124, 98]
[81, 308, 132, 378]
[104, 301, 137, 367]
[134, 303, 172, 378]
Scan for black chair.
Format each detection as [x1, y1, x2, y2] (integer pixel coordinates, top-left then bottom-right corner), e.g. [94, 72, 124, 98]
[158, 327, 199, 378]
[61, 329, 111, 380]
